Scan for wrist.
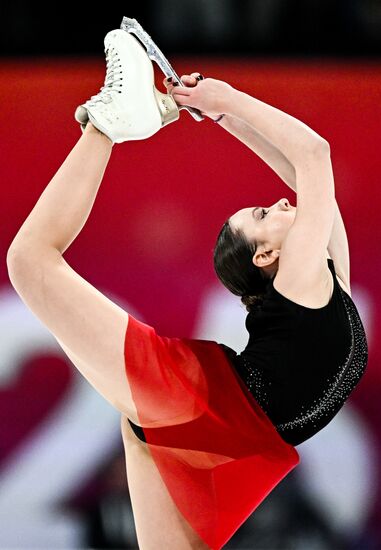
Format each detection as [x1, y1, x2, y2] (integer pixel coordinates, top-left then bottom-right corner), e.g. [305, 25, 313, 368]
[219, 87, 242, 117]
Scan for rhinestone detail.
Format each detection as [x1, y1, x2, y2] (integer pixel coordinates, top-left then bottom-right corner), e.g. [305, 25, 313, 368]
[241, 285, 368, 433]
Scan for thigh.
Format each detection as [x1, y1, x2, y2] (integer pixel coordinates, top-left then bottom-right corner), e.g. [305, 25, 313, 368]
[9, 248, 206, 427]
[8, 249, 139, 421]
[120, 415, 210, 550]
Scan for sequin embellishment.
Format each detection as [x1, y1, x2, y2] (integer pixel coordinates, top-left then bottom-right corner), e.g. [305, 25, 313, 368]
[241, 285, 368, 434]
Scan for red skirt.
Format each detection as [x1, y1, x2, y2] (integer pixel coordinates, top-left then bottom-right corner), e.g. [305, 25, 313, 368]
[124, 313, 300, 550]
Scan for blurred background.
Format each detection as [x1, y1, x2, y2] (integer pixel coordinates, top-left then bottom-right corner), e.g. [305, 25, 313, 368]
[1, 1, 380, 548]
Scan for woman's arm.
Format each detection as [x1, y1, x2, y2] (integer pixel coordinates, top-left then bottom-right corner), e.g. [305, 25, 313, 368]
[171, 78, 329, 165]
[171, 75, 350, 287]
[225, 88, 329, 163]
[218, 113, 349, 288]
[217, 114, 297, 191]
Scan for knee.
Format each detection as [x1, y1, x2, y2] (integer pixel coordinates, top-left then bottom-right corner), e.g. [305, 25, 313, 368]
[121, 414, 148, 448]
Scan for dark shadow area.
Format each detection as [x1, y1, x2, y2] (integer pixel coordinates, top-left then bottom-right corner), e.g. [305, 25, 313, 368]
[1, 0, 381, 57]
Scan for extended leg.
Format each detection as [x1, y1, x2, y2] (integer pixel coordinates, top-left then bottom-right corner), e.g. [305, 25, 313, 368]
[6, 124, 144, 420]
[6, 25, 172, 419]
[8, 122, 112, 255]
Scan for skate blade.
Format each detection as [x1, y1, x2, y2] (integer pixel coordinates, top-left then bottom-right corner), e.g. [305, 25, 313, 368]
[120, 16, 204, 122]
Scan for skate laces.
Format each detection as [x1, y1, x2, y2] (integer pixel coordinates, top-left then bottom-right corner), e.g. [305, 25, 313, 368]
[86, 47, 123, 106]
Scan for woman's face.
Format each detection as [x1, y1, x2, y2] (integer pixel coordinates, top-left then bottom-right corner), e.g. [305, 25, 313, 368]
[228, 198, 296, 267]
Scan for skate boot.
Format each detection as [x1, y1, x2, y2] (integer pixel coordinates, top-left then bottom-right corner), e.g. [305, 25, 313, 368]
[74, 29, 180, 143]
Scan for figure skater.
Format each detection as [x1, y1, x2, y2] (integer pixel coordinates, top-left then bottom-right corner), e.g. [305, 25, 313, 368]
[6, 28, 368, 550]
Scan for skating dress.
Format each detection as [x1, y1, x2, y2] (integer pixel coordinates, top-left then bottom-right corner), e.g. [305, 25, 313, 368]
[124, 258, 368, 549]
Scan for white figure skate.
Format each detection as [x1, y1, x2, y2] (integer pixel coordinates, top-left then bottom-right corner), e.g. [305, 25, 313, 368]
[74, 18, 204, 143]
[120, 17, 204, 123]
[74, 29, 179, 143]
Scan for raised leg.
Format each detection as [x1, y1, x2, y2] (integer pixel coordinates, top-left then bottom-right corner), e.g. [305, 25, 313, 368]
[6, 124, 142, 421]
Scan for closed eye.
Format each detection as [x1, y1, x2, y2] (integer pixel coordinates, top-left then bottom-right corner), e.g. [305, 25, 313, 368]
[261, 208, 268, 219]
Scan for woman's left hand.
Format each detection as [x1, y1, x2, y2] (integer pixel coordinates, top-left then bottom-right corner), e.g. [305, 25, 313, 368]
[163, 73, 232, 120]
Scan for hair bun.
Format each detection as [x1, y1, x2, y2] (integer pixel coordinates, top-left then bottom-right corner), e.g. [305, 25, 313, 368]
[241, 293, 265, 312]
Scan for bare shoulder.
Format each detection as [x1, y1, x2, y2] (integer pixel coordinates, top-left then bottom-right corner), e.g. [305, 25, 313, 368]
[273, 253, 351, 308]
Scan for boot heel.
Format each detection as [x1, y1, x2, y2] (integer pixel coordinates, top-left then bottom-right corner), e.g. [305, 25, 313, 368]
[153, 88, 180, 127]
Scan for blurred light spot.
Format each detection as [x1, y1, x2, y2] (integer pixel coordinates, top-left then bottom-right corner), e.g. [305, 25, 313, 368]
[129, 200, 195, 263]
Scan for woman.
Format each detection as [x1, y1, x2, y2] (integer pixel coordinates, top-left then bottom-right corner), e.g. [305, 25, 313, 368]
[6, 28, 368, 550]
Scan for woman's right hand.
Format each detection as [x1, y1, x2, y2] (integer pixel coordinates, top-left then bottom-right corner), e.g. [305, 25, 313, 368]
[163, 73, 234, 120]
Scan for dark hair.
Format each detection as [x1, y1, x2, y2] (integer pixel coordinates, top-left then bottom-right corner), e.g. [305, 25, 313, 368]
[213, 220, 271, 313]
